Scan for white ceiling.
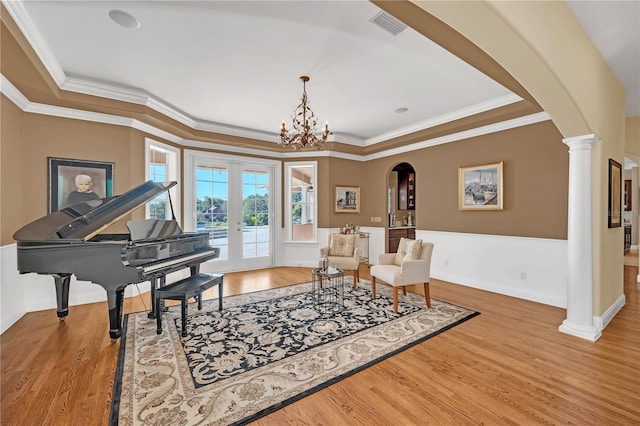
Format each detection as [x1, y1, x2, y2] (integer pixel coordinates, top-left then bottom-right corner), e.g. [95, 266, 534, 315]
[5, 1, 639, 146]
[568, 0, 640, 118]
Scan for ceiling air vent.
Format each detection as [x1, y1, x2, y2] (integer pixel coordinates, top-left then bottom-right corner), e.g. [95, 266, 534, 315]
[370, 11, 407, 36]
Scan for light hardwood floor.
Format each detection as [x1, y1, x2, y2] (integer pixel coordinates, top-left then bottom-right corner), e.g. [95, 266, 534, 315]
[1, 265, 639, 425]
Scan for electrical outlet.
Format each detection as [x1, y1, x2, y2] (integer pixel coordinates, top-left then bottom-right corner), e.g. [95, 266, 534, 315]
[444, 259, 449, 266]
[520, 272, 527, 280]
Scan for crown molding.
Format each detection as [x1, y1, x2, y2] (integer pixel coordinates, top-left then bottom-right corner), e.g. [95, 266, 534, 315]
[2, 0, 67, 86]
[0, 75, 29, 110]
[193, 121, 280, 143]
[2, 73, 551, 162]
[364, 93, 523, 145]
[3, 1, 528, 149]
[363, 111, 551, 161]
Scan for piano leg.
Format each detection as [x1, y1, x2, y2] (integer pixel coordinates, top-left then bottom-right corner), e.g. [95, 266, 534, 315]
[53, 273, 71, 321]
[148, 275, 166, 319]
[106, 288, 125, 342]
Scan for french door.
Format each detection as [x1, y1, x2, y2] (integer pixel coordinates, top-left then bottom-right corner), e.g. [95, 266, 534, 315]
[186, 152, 276, 272]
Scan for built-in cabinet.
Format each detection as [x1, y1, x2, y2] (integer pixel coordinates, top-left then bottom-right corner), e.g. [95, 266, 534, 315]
[397, 170, 415, 210]
[388, 227, 416, 253]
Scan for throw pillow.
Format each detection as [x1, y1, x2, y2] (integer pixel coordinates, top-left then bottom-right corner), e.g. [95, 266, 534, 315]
[394, 237, 423, 265]
[328, 234, 356, 257]
[394, 237, 408, 266]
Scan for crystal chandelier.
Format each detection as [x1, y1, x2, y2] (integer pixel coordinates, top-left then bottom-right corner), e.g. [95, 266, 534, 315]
[280, 76, 330, 150]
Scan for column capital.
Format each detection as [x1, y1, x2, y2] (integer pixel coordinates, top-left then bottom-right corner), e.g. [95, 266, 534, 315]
[563, 133, 599, 149]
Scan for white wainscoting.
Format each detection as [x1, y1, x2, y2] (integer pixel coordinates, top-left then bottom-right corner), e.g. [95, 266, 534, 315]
[418, 230, 568, 308]
[279, 227, 386, 268]
[1, 244, 25, 334]
[279, 228, 568, 308]
[0, 243, 153, 334]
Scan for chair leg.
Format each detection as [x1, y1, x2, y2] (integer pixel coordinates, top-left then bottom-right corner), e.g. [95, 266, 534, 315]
[353, 269, 358, 289]
[402, 286, 407, 296]
[393, 287, 399, 313]
[423, 282, 432, 308]
[371, 276, 377, 299]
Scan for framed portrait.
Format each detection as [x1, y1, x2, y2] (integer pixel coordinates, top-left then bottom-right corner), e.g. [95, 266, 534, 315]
[608, 158, 622, 228]
[48, 157, 114, 213]
[335, 185, 360, 213]
[458, 161, 504, 211]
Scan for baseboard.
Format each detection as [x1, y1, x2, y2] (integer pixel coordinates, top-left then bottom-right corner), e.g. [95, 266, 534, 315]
[433, 270, 566, 308]
[593, 293, 626, 332]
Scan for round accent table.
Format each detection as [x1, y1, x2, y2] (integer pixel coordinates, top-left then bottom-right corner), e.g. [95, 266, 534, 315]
[311, 267, 344, 314]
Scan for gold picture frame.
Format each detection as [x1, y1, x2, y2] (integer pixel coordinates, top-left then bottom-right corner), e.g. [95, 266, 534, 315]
[335, 185, 360, 213]
[458, 161, 504, 211]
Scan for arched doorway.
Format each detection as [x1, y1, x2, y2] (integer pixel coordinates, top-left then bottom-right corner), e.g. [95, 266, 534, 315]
[387, 162, 416, 252]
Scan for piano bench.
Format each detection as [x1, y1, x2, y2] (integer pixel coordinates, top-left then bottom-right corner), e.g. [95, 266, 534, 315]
[155, 273, 224, 337]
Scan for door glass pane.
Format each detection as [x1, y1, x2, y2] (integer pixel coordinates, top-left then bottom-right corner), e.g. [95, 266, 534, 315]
[196, 165, 228, 260]
[242, 170, 269, 259]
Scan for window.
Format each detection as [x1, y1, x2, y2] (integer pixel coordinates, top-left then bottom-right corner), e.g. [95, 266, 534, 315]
[286, 162, 317, 242]
[145, 140, 180, 221]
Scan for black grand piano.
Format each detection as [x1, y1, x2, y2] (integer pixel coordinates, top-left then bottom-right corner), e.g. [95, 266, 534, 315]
[13, 180, 220, 341]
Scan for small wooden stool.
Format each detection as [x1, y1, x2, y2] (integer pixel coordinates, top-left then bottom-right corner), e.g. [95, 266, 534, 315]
[155, 273, 223, 337]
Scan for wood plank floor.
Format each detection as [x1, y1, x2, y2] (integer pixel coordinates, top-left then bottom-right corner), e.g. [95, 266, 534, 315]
[1, 265, 639, 425]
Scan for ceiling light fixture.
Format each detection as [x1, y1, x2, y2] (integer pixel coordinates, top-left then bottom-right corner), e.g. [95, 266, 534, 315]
[280, 76, 329, 151]
[108, 9, 140, 29]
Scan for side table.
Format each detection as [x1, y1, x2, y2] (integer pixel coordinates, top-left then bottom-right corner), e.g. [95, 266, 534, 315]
[311, 268, 344, 313]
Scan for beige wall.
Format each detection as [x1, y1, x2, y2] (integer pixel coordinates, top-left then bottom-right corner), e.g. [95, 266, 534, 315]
[0, 107, 150, 244]
[2, 101, 568, 246]
[626, 117, 640, 162]
[361, 121, 567, 239]
[1, 96, 25, 243]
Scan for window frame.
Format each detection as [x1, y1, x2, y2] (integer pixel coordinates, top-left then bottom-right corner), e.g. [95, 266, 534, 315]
[145, 139, 181, 222]
[285, 161, 318, 243]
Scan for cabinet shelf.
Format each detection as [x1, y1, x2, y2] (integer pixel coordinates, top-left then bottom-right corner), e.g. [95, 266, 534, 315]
[398, 171, 415, 210]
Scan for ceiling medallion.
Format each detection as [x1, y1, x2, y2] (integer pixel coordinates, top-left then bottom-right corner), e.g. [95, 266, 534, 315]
[279, 76, 329, 151]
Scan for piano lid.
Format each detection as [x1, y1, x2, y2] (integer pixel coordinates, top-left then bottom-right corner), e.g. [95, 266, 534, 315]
[13, 181, 178, 242]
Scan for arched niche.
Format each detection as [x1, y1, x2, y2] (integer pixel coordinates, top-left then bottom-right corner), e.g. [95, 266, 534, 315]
[389, 162, 416, 226]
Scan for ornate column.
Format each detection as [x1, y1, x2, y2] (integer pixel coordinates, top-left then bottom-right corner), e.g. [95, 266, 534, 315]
[559, 134, 601, 341]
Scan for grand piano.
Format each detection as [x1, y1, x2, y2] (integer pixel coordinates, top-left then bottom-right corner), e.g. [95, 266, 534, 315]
[13, 180, 220, 341]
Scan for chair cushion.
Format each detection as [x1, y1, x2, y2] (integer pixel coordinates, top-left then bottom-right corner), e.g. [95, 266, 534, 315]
[394, 237, 423, 266]
[329, 234, 356, 257]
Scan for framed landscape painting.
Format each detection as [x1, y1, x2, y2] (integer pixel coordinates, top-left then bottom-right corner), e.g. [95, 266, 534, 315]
[335, 185, 360, 213]
[458, 161, 504, 211]
[48, 157, 114, 213]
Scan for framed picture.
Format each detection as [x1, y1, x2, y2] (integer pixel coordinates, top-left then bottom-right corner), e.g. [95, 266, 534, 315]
[48, 157, 114, 213]
[335, 185, 360, 213]
[458, 161, 504, 211]
[608, 158, 622, 228]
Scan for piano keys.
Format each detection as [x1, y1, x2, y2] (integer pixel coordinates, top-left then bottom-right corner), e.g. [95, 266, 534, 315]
[12, 180, 220, 341]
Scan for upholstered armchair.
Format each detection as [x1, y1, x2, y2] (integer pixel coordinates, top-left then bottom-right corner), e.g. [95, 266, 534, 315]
[320, 233, 360, 288]
[370, 239, 434, 313]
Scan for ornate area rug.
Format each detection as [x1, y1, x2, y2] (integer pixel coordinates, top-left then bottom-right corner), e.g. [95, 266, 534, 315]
[111, 278, 479, 425]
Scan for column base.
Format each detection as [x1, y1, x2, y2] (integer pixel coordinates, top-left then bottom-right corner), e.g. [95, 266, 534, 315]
[559, 319, 601, 341]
